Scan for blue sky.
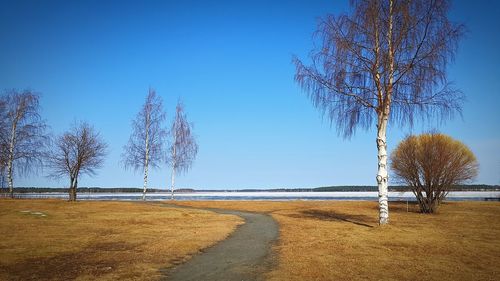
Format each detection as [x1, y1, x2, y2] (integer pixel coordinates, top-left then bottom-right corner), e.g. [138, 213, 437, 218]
[0, 0, 499, 189]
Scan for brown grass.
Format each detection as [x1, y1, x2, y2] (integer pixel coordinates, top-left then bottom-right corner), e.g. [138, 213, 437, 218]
[0, 199, 242, 281]
[173, 200, 500, 281]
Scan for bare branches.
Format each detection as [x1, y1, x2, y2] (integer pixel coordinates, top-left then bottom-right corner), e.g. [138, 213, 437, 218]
[121, 88, 167, 200]
[122, 89, 166, 171]
[390, 133, 478, 213]
[294, 0, 465, 138]
[168, 101, 198, 173]
[0, 90, 50, 197]
[47, 121, 107, 201]
[167, 100, 198, 198]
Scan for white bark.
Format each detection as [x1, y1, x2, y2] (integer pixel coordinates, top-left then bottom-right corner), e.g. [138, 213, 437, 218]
[170, 136, 176, 200]
[142, 115, 150, 201]
[375, 0, 394, 225]
[376, 116, 390, 224]
[171, 166, 176, 200]
[142, 159, 149, 201]
[7, 118, 17, 197]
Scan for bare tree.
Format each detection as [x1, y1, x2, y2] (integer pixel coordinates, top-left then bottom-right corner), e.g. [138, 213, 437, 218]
[391, 133, 478, 213]
[0, 97, 8, 195]
[167, 100, 198, 199]
[294, 0, 465, 224]
[122, 88, 167, 200]
[47, 122, 107, 201]
[1, 90, 49, 198]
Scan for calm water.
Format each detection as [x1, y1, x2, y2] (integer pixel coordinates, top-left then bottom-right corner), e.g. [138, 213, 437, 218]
[8, 191, 500, 201]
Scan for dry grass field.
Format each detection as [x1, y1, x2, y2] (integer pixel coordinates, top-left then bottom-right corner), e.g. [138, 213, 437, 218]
[0, 199, 242, 281]
[174, 200, 500, 281]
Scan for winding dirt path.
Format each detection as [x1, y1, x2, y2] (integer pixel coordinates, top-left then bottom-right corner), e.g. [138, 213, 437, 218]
[160, 203, 279, 281]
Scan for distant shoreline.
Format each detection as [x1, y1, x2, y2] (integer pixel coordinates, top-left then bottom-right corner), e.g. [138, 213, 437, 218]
[2, 184, 499, 193]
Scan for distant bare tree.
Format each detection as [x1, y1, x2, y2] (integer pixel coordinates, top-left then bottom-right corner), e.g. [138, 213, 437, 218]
[0, 97, 8, 194]
[391, 133, 478, 213]
[122, 88, 167, 200]
[167, 101, 198, 199]
[48, 122, 107, 201]
[1, 90, 49, 198]
[294, 0, 465, 224]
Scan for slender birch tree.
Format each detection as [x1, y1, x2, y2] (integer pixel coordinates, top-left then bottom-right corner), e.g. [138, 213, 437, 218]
[47, 122, 107, 201]
[1, 90, 49, 198]
[122, 88, 167, 200]
[0, 97, 8, 194]
[167, 101, 198, 199]
[294, 0, 465, 224]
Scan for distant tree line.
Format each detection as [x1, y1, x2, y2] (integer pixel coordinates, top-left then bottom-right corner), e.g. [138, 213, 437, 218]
[7, 184, 498, 194]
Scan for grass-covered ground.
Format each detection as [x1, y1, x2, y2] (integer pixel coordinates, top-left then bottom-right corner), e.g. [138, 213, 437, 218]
[1, 199, 498, 280]
[174, 201, 500, 281]
[0, 199, 242, 281]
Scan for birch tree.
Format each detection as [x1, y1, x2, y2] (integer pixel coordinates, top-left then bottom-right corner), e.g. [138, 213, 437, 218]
[294, 0, 465, 224]
[48, 122, 107, 201]
[167, 101, 198, 199]
[122, 88, 167, 200]
[0, 97, 7, 194]
[1, 90, 49, 198]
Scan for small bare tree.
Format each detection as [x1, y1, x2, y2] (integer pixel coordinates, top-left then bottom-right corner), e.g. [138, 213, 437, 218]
[391, 133, 478, 213]
[294, 0, 465, 224]
[1, 90, 49, 198]
[122, 88, 167, 200]
[167, 101, 198, 199]
[48, 122, 107, 201]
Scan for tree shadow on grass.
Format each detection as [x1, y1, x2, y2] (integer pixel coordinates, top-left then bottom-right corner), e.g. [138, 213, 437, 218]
[291, 209, 375, 228]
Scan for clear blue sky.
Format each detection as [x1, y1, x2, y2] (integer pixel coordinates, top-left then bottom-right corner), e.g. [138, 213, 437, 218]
[1, 0, 499, 189]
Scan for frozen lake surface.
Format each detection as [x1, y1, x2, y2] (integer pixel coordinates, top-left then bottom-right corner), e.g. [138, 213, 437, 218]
[11, 191, 500, 201]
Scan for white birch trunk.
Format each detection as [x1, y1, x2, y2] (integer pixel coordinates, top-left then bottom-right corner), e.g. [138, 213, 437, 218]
[142, 107, 151, 201]
[142, 160, 149, 201]
[171, 166, 176, 200]
[376, 115, 390, 225]
[375, 0, 394, 225]
[170, 123, 177, 200]
[142, 120, 150, 201]
[7, 121, 16, 198]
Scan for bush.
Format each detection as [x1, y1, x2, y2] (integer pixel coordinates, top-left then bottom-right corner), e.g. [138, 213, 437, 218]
[390, 133, 478, 213]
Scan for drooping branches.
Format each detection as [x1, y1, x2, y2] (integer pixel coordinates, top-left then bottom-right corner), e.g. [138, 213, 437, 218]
[0, 90, 50, 197]
[122, 88, 167, 200]
[294, 0, 465, 224]
[167, 100, 198, 199]
[294, 0, 465, 136]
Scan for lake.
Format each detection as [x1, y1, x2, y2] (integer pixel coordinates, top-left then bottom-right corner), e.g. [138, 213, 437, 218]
[9, 191, 500, 201]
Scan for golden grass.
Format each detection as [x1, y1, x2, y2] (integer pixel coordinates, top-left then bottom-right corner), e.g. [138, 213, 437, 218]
[174, 200, 500, 281]
[0, 199, 242, 281]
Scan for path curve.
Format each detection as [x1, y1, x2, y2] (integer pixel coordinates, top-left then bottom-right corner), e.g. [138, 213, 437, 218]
[159, 203, 279, 281]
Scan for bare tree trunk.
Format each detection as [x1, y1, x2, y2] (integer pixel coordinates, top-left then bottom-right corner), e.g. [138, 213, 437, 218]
[142, 163, 148, 201]
[7, 122, 16, 199]
[376, 114, 390, 225]
[170, 131, 177, 200]
[69, 177, 74, 201]
[142, 127, 150, 201]
[143, 110, 151, 201]
[171, 166, 176, 200]
[69, 175, 78, 202]
[73, 177, 78, 201]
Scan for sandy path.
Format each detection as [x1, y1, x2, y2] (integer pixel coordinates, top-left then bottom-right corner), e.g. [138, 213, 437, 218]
[159, 203, 279, 281]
